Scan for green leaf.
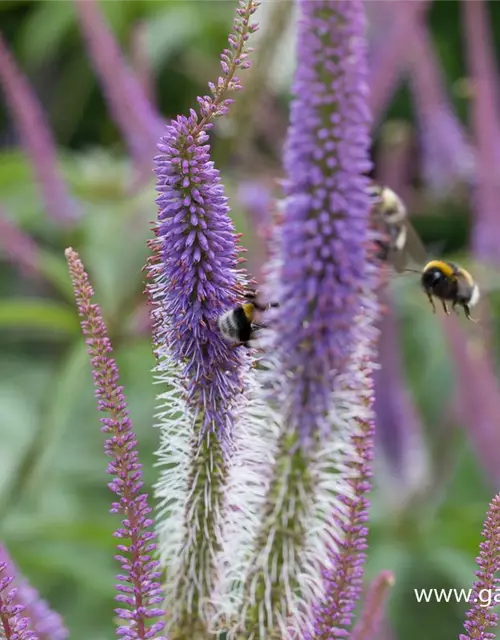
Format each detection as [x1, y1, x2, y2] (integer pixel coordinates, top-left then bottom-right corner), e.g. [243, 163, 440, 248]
[19, 1, 75, 66]
[0, 299, 79, 336]
[428, 547, 477, 590]
[145, 4, 205, 69]
[37, 250, 74, 300]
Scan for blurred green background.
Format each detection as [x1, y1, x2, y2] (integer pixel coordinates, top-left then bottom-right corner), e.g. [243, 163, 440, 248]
[1, 1, 500, 639]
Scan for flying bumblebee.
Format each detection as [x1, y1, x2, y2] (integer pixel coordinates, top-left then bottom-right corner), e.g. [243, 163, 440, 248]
[217, 291, 278, 346]
[369, 182, 428, 272]
[370, 183, 482, 322]
[419, 259, 480, 321]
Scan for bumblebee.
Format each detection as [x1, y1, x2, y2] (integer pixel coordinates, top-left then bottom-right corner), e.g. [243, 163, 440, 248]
[369, 183, 427, 272]
[420, 260, 480, 321]
[217, 292, 278, 346]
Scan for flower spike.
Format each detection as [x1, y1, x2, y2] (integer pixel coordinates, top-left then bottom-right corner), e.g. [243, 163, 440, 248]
[65, 248, 167, 640]
[147, 2, 265, 636]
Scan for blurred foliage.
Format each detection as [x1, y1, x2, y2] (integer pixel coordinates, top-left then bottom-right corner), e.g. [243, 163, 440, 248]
[1, 1, 500, 640]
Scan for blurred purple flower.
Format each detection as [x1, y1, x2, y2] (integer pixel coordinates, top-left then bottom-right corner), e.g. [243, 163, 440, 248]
[0, 545, 66, 640]
[373, 118, 430, 504]
[0, 206, 42, 278]
[459, 494, 500, 640]
[309, 306, 378, 639]
[351, 570, 395, 640]
[276, 0, 373, 443]
[236, 179, 272, 230]
[65, 248, 166, 640]
[462, 0, 500, 262]
[373, 300, 429, 499]
[73, 0, 164, 168]
[375, 119, 414, 207]
[368, 0, 429, 125]
[0, 34, 78, 226]
[369, 2, 473, 194]
[235, 179, 273, 278]
[445, 318, 500, 487]
[0, 561, 38, 640]
[409, 20, 474, 194]
[147, 2, 262, 634]
[240, 1, 380, 635]
[130, 22, 156, 108]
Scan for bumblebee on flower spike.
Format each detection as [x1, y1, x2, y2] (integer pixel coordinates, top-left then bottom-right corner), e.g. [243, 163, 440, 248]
[217, 291, 278, 346]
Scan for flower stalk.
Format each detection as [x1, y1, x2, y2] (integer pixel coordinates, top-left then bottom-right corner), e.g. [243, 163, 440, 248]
[238, 1, 379, 636]
[148, 2, 260, 636]
[310, 304, 378, 639]
[65, 248, 166, 640]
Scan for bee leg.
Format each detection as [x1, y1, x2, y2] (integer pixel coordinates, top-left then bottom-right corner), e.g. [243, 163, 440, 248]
[452, 301, 460, 316]
[441, 300, 450, 316]
[463, 304, 479, 323]
[426, 293, 436, 314]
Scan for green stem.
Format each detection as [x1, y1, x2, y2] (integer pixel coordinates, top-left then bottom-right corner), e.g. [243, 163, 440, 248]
[241, 432, 312, 638]
[169, 428, 228, 639]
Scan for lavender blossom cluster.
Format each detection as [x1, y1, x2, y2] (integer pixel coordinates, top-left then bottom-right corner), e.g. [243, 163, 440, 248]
[1, 1, 500, 640]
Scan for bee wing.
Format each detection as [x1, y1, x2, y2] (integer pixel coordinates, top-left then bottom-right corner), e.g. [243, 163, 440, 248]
[403, 218, 428, 266]
[450, 255, 500, 294]
[388, 247, 408, 273]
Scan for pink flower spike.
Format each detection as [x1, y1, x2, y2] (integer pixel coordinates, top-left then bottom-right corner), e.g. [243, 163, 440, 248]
[65, 248, 167, 640]
[459, 494, 500, 640]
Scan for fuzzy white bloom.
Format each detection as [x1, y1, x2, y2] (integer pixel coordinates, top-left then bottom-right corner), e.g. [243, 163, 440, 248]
[235, 292, 379, 640]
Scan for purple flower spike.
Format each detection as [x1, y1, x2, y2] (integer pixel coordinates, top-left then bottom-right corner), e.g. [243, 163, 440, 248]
[373, 298, 429, 503]
[147, 2, 263, 635]
[239, 4, 380, 634]
[0, 561, 38, 640]
[0, 544, 67, 640]
[275, 0, 374, 447]
[0, 34, 79, 226]
[65, 248, 166, 640]
[72, 0, 164, 168]
[459, 494, 500, 640]
[409, 20, 474, 194]
[309, 311, 378, 639]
